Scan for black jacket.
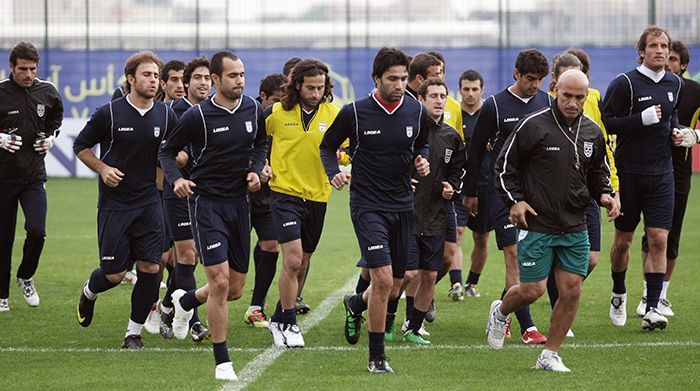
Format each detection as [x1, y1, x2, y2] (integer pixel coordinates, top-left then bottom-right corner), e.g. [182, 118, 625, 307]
[0, 74, 63, 184]
[413, 119, 466, 236]
[494, 102, 613, 234]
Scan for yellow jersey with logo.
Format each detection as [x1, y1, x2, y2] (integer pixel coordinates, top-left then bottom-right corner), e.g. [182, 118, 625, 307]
[266, 102, 340, 202]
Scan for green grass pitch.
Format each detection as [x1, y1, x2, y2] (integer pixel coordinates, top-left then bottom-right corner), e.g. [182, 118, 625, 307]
[1, 177, 699, 390]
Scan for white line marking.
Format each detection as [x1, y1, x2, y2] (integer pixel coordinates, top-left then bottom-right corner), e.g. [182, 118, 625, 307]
[222, 276, 357, 391]
[2, 340, 697, 355]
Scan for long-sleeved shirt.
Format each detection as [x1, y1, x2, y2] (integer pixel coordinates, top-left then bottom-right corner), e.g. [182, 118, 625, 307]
[73, 96, 176, 210]
[602, 65, 683, 175]
[158, 95, 267, 200]
[464, 87, 551, 196]
[320, 94, 430, 212]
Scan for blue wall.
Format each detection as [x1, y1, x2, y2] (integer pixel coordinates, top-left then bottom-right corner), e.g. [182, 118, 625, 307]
[1, 47, 698, 119]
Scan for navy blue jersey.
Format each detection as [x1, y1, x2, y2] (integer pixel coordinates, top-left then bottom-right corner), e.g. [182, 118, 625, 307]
[461, 107, 481, 152]
[111, 86, 126, 101]
[161, 97, 196, 200]
[73, 97, 176, 210]
[464, 88, 551, 195]
[320, 94, 430, 212]
[603, 68, 682, 175]
[159, 95, 267, 200]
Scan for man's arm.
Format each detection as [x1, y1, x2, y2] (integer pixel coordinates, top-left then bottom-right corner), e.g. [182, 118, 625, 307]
[586, 132, 614, 203]
[463, 97, 496, 196]
[250, 102, 269, 176]
[158, 109, 197, 194]
[73, 105, 122, 187]
[320, 104, 353, 188]
[493, 119, 528, 206]
[602, 75, 654, 135]
[445, 130, 467, 199]
[45, 85, 64, 136]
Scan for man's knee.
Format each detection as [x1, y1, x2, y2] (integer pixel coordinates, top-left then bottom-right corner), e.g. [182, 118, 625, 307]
[520, 282, 546, 303]
[259, 240, 279, 253]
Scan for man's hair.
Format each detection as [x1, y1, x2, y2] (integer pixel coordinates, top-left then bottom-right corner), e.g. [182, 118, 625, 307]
[514, 49, 549, 78]
[9, 41, 39, 66]
[260, 73, 287, 97]
[549, 52, 582, 92]
[372, 47, 410, 80]
[409, 53, 442, 81]
[636, 25, 671, 64]
[417, 77, 448, 99]
[565, 48, 591, 75]
[671, 40, 690, 66]
[124, 50, 163, 93]
[283, 57, 303, 77]
[281, 59, 334, 111]
[160, 60, 185, 82]
[459, 69, 484, 89]
[183, 56, 209, 85]
[426, 50, 446, 70]
[209, 51, 240, 78]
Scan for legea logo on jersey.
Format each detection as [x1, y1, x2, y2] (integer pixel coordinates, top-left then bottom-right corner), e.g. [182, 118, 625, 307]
[668, 92, 674, 102]
[283, 220, 297, 227]
[364, 129, 381, 135]
[245, 121, 253, 133]
[177, 221, 191, 227]
[207, 242, 222, 250]
[319, 122, 327, 132]
[118, 127, 134, 132]
[504, 117, 519, 123]
[7, 109, 19, 115]
[368, 244, 384, 251]
[406, 126, 413, 137]
[584, 141, 593, 158]
[101, 255, 115, 261]
[522, 261, 536, 267]
[37, 104, 45, 117]
[154, 126, 160, 137]
[213, 126, 229, 133]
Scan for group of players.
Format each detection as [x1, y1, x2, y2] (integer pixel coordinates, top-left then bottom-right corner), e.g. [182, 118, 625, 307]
[1, 23, 699, 380]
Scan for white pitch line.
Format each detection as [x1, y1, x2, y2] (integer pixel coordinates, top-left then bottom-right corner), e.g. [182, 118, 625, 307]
[221, 276, 357, 391]
[2, 340, 697, 355]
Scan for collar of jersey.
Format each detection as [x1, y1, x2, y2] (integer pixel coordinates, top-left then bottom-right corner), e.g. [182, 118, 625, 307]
[372, 92, 404, 115]
[125, 95, 154, 116]
[507, 86, 535, 104]
[211, 95, 243, 114]
[637, 64, 665, 83]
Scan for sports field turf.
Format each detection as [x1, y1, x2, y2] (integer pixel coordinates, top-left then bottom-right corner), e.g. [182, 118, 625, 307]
[1, 177, 699, 390]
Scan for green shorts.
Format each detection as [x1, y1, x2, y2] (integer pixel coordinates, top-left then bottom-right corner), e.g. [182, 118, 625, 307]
[516, 229, 590, 282]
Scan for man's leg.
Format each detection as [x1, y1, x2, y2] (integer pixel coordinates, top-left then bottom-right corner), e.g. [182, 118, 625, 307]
[546, 268, 583, 352]
[609, 229, 634, 326]
[448, 227, 465, 301]
[294, 251, 312, 314]
[0, 185, 20, 304]
[247, 239, 278, 327]
[465, 231, 489, 297]
[642, 227, 669, 330]
[367, 266, 393, 361]
[16, 182, 47, 307]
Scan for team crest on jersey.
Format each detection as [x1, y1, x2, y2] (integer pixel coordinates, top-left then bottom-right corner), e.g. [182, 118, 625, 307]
[245, 121, 253, 133]
[444, 148, 453, 163]
[36, 104, 45, 118]
[319, 122, 327, 132]
[406, 126, 413, 137]
[668, 92, 674, 102]
[583, 141, 593, 158]
[154, 126, 160, 137]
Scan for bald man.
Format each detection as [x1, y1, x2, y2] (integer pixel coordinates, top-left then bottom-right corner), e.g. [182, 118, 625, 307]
[488, 70, 619, 372]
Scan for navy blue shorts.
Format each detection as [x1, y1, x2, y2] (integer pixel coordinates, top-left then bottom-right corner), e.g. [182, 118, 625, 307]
[466, 186, 516, 249]
[270, 191, 327, 253]
[616, 172, 674, 232]
[97, 202, 164, 274]
[189, 195, 250, 272]
[454, 197, 470, 227]
[406, 235, 445, 271]
[163, 197, 193, 242]
[641, 185, 690, 260]
[585, 199, 601, 252]
[352, 208, 412, 279]
[445, 202, 457, 243]
[251, 210, 277, 242]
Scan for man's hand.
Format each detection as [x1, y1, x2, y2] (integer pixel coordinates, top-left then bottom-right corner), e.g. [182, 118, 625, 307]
[463, 196, 478, 217]
[99, 166, 125, 188]
[247, 172, 261, 192]
[260, 164, 273, 183]
[509, 201, 537, 229]
[0, 133, 22, 153]
[674, 127, 700, 147]
[641, 104, 661, 126]
[331, 172, 351, 190]
[173, 177, 196, 197]
[411, 178, 418, 192]
[414, 155, 430, 177]
[600, 193, 621, 221]
[441, 181, 454, 200]
[175, 151, 189, 168]
[33, 134, 55, 154]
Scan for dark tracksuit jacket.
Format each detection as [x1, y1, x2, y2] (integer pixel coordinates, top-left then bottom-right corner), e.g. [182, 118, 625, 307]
[494, 102, 614, 234]
[413, 119, 466, 236]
